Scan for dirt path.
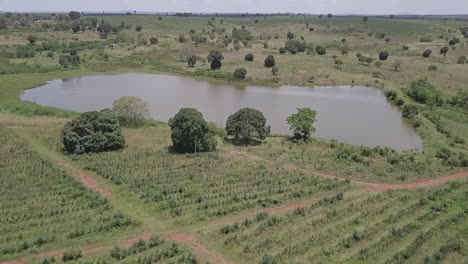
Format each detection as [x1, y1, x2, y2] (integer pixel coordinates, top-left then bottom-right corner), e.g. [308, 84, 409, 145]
[3, 130, 467, 264]
[226, 148, 468, 192]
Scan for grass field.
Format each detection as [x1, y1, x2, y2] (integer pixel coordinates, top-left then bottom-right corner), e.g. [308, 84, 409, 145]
[0, 13, 467, 264]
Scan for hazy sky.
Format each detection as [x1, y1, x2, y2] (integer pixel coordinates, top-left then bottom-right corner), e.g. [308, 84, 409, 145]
[1, 0, 468, 15]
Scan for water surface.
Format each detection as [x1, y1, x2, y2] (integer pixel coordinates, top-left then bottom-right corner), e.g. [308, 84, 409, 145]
[21, 72, 423, 151]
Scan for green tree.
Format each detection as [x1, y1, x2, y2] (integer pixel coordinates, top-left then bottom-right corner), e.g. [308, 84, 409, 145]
[458, 56, 466, 64]
[233, 68, 247, 79]
[169, 108, 217, 153]
[287, 108, 317, 141]
[69, 11, 81, 20]
[422, 49, 432, 58]
[111, 96, 150, 125]
[62, 111, 126, 154]
[405, 79, 443, 105]
[226, 108, 271, 145]
[207, 50, 224, 70]
[362, 16, 368, 23]
[71, 22, 81, 33]
[245, 53, 254, 61]
[285, 40, 306, 54]
[149, 36, 158, 45]
[135, 25, 143, 32]
[264, 55, 276, 67]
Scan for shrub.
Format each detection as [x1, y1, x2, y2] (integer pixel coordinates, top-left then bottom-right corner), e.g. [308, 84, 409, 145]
[271, 66, 279, 75]
[285, 39, 306, 54]
[402, 105, 419, 119]
[457, 56, 466, 64]
[315, 46, 326, 55]
[233, 68, 247, 79]
[422, 49, 432, 58]
[264, 55, 276, 67]
[169, 108, 217, 153]
[27, 35, 38, 44]
[226, 108, 271, 145]
[135, 25, 143, 32]
[406, 79, 443, 105]
[244, 53, 254, 61]
[287, 108, 317, 140]
[279, 47, 287, 54]
[149, 36, 158, 45]
[420, 36, 433, 42]
[62, 249, 82, 261]
[428, 65, 438, 71]
[186, 54, 197, 67]
[379, 51, 389, 60]
[403, 45, 409, 50]
[385, 37, 391, 42]
[440, 46, 449, 57]
[62, 111, 126, 154]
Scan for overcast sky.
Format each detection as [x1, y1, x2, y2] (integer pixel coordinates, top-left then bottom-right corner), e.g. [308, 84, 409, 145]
[1, 0, 468, 15]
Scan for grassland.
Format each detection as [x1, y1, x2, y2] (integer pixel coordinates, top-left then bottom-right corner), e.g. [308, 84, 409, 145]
[0, 13, 467, 264]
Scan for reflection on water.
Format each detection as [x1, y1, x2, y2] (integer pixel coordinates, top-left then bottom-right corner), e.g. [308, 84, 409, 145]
[21, 72, 423, 151]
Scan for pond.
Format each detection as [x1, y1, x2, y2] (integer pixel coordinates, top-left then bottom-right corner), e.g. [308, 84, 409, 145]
[21, 72, 423, 151]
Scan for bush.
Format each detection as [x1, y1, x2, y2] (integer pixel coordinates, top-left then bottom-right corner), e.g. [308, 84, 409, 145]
[406, 79, 443, 105]
[403, 45, 409, 50]
[422, 49, 432, 58]
[62, 249, 82, 261]
[285, 39, 306, 54]
[149, 36, 158, 45]
[233, 68, 247, 79]
[420, 36, 433, 42]
[402, 105, 419, 119]
[244, 53, 254, 61]
[379, 51, 389, 60]
[27, 35, 38, 44]
[264, 55, 276, 67]
[279, 47, 287, 54]
[315, 46, 326, 55]
[62, 111, 126, 154]
[169, 108, 217, 153]
[271, 66, 279, 75]
[457, 56, 466, 64]
[226, 108, 271, 145]
[428, 65, 438, 71]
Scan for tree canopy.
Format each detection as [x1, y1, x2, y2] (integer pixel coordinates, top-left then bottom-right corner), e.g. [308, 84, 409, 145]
[111, 96, 150, 125]
[169, 108, 217, 153]
[207, 50, 224, 70]
[69, 11, 81, 20]
[226, 108, 271, 145]
[62, 111, 126, 154]
[287, 108, 317, 141]
[264, 55, 276, 67]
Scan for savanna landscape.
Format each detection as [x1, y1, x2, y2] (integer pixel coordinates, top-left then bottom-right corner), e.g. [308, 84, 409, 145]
[0, 5, 467, 264]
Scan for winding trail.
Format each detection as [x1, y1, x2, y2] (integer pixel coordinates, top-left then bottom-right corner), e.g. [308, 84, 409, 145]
[2, 129, 467, 264]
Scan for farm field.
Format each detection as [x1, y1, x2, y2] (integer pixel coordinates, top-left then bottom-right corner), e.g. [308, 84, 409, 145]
[0, 11, 467, 264]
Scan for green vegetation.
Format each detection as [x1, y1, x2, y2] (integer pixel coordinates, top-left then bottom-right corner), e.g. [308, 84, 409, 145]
[112, 96, 150, 125]
[0, 12, 467, 264]
[62, 111, 126, 154]
[169, 108, 217, 153]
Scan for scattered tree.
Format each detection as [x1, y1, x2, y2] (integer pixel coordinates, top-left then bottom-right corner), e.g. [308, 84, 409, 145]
[186, 54, 197, 67]
[62, 111, 126, 154]
[264, 55, 276, 67]
[135, 25, 143, 32]
[149, 36, 159, 45]
[422, 49, 432, 58]
[226, 108, 271, 145]
[279, 47, 287, 54]
[69, 11, 81, 20]
[169, 108, 217, 153]
[362, 16, 368, 23]
[287, 108, 317, 141]
[71, 22, 81, 33]
[207, 50, 224, 70]
[440, 46, 449, 57]
[379, 51, 389, 61]
[457, 56, 466, 64]
[111, 96, 150, 125]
